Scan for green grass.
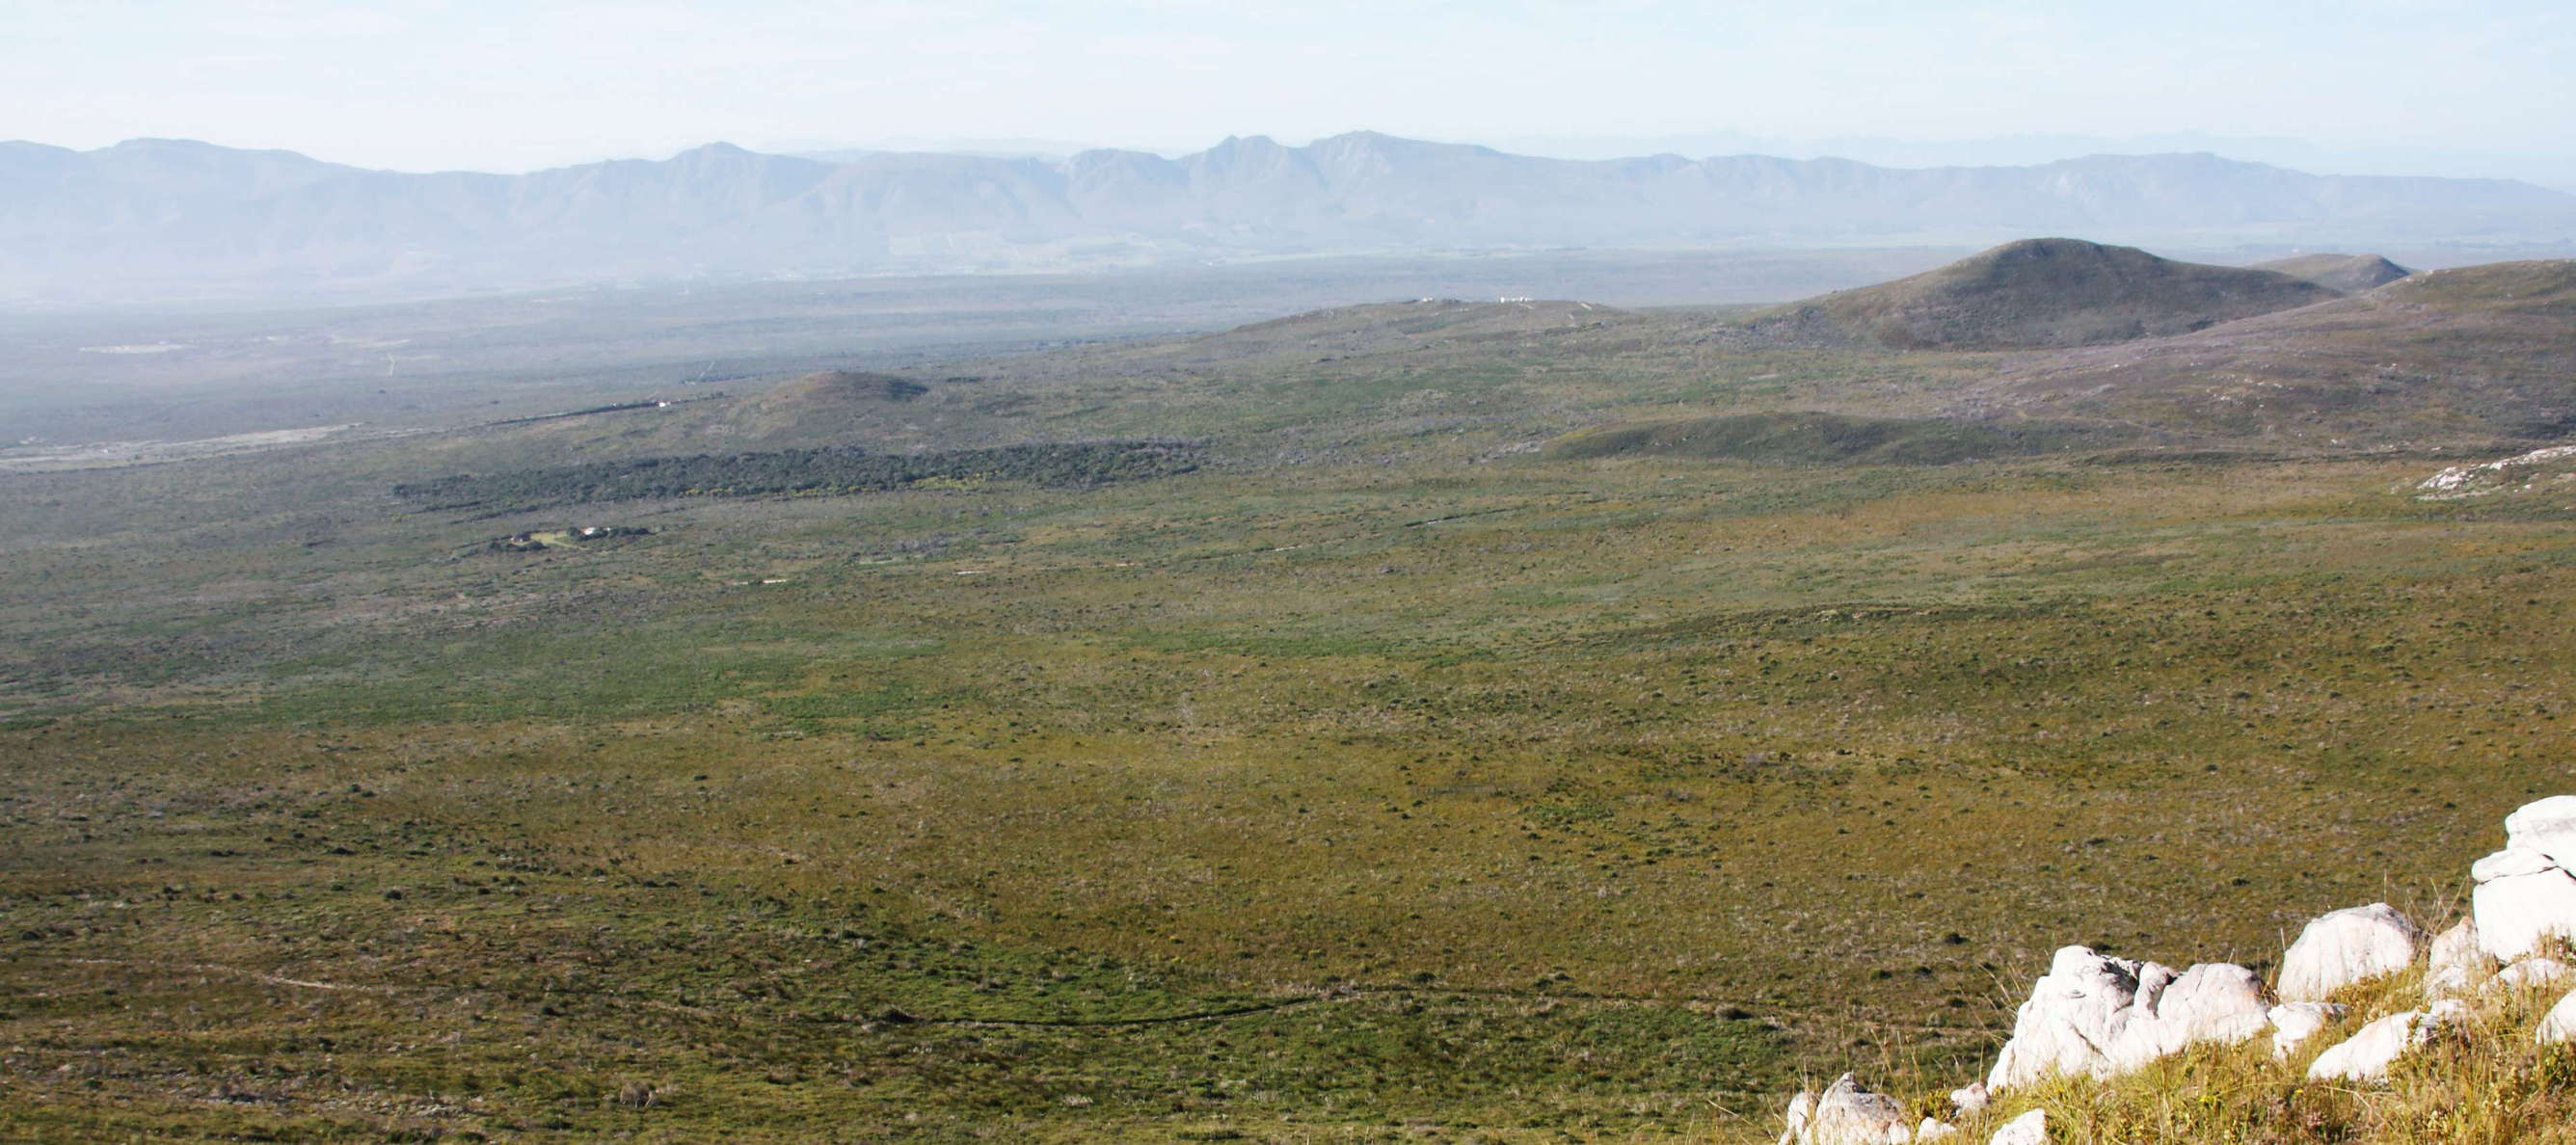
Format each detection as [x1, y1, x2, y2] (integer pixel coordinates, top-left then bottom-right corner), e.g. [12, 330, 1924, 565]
[1545, 410, 2129, 465]
[8, 299, 2576, 1138]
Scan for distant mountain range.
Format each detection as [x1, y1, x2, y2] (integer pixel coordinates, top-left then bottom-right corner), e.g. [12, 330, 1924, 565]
[5, 132, 2573, 305]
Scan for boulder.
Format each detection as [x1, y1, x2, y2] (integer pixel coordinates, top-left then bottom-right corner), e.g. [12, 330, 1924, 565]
[2429, 919, 2492, 977]
[2473, 861, 2576, 961]
[1805, 1074, 1913, 1145]
[2277, 904, 2420, 1001]
[1779, 1090, 1816, 1145]
[2490, 956, 2575, 993]
[2424, 919, 2491, 998]
[2471, 798, 2576, 961]
[2423, 964, 2482, 999]
[2305, 1010, 2434, 1083]
[1988, 946, 2152, 1089]
[2507, 795, 2576, 867]
[2538, 988, 2576, 1045]
[2475, 846, 2557, 882]
[2102, 962, 2271, 1072]
[1988, 1108, 2048, 1145]
[1918, 1118, 1959, 1141]
[1947, 1082, 1989, 1114]
[1986, 946, 2270, 1089]
[2267, 1001, 2348, 1058]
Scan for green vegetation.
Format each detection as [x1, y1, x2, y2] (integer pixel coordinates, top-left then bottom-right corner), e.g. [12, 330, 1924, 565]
[1911, 954, 2576, 1144]
[8, 255, 2576, 1140]
[1546, 411, 2127, 465]
[393, 440, 1201, 511]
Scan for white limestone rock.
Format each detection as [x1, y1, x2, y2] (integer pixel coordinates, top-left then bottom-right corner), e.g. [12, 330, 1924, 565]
[1947, 1082, 1989, 1115]
[2538, 988, 2576, 1045]
[1987, 946, 2269, 1089]
[2423, 964, 2480, 999]
[2277, 903, 2420, 1001]
[2103, 961, 2271, 1072]
[2474, 863, 2576, 962]
[2429, 918, 2490, 976]
[2267, 1001, 2348, 1058]
[2424, 918, 2494, 998]
[2507, 795, 2576, 868]
[1988, 1108, 2048, 1145]
[2472, 797, 2576, 961]
[1917, 1118, 1959, 1141]
[1779, 1090, 1816, 1145]
[1988, 946, 2151, 1089]
[2473, 846, 2557, 883]
[2490, 956, 2575, 993]
[1806, 1074, 1913, 1145]
[2305, 1010, 2434, 1083]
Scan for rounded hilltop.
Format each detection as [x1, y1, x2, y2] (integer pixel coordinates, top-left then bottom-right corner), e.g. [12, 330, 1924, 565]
[1969, 255, 2576, 446]
[2251, 252, 2413, 294]
[1757, 237, 2335, 351]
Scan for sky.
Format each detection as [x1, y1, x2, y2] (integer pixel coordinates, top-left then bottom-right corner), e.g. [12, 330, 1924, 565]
[3, 0, 2570, 176]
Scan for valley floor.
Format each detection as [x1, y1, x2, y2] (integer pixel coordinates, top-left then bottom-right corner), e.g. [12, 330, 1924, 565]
[7, 446, 2576, 1140]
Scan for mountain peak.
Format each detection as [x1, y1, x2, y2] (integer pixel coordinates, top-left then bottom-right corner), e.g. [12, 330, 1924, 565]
[673, 141, 754, 159]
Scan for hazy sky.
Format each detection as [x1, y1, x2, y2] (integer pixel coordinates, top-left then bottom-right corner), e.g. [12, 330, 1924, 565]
[4, 0, 2569, 173]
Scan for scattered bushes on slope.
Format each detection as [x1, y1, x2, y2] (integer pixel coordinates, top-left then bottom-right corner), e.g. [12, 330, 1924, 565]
[1547, 411, 2130, 466]
[396, 440, 1201, 511]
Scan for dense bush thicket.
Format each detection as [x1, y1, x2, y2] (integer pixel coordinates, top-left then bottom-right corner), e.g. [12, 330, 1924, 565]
[396, 440, 1199, 510]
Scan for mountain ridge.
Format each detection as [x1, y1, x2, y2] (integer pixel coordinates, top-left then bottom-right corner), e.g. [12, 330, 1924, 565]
[6, 133, 2573, 304]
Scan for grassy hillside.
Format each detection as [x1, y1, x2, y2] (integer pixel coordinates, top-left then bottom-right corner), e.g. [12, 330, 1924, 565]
[1972, 258, 2576, 444]
[7, 249, 2576, 1140]
[1749, 238, 2335, 350]
[1545, 410, 2129, 465]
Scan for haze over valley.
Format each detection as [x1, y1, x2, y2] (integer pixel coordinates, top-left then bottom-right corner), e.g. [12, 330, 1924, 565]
[6, 133, 2573, 305]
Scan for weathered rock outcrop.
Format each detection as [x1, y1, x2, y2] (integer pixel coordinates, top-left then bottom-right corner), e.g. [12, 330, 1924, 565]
[2424, 918, 2494, 998]
[2472, 796, 2576, 961]
[2488, 956, 2572, 993]
[1985, 947, 2268, 1089]
[2304, 999, 2464, 1083]
[2276, 903, 2419, 1001]
[1779, 1074, 1916, 1145]
[2540, 989, 2576, 1044]
[1986, 1109, 2047, 1145]
[1774, 796, 2576, 1140]
[2267, 1001, 2348, 1058]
